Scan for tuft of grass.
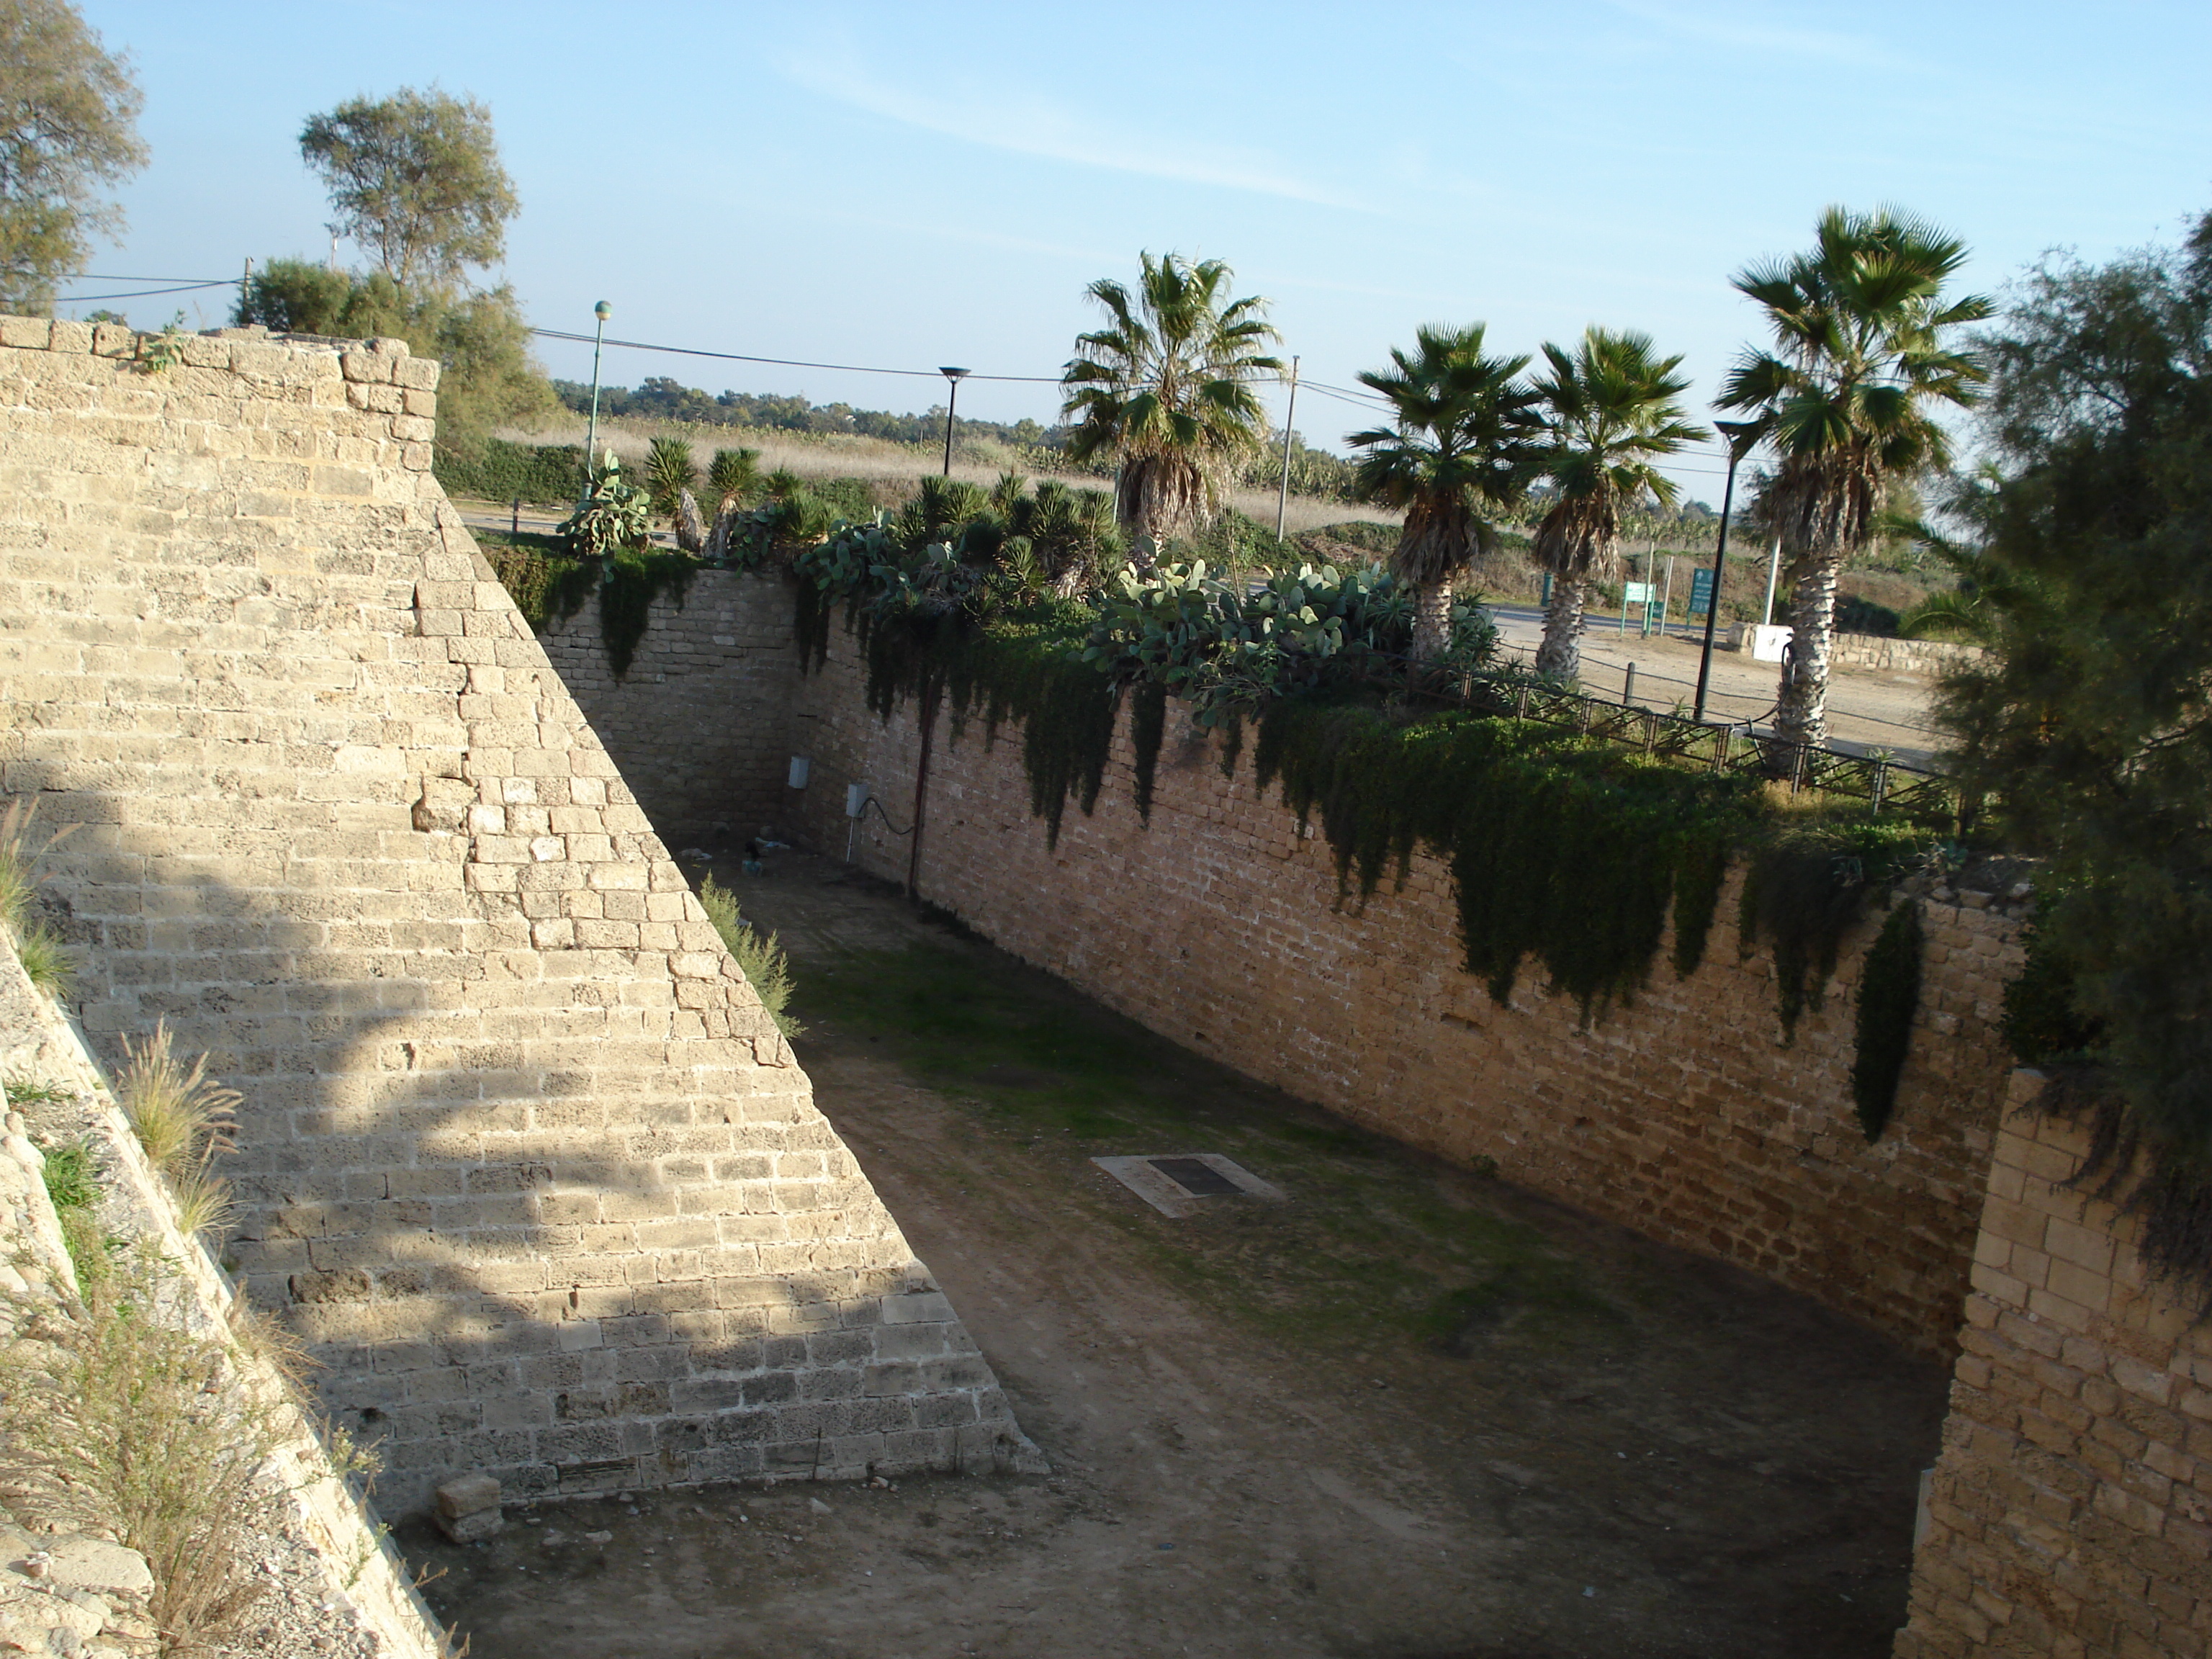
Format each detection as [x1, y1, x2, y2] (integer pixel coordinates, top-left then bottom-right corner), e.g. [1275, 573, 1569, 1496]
[14, 923, 76, 999]
[39, 1138, 99, 1211]
[4, 1076, 73, 1107]
[0, 1249, 286, 1653]
[698, 876, 803, 1038]
[0, 796, 77, 932]
[117, 1023, 241, 1241]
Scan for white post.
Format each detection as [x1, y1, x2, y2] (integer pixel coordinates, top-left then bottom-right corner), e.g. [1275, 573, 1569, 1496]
[1761, 535, 1781, 627]
[1274, 356, 1300, 544]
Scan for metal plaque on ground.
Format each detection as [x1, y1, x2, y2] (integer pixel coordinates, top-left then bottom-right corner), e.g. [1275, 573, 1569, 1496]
[1091, 1154, 1286, 1218]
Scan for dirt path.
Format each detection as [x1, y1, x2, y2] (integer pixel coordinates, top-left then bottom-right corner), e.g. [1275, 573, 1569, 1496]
[407, 859, 1948, 1659]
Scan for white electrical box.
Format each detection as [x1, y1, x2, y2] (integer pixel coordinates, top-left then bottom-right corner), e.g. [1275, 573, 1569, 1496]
[845, 782, 870, 819]
[786, 756, 810, 789]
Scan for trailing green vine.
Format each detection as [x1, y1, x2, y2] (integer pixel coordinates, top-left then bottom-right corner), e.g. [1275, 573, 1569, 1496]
[1737, 823, 1930, 1039]
[1130, 680, 1169, 823]
[481, 537, 696, 680]
[597, 550, 697, 679]
[1253, 696, 1758, 1020]
[1851, 899, 1925, 1141]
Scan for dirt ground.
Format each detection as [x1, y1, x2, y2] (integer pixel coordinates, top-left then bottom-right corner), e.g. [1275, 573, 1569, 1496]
[405, 857, 1950, 1659]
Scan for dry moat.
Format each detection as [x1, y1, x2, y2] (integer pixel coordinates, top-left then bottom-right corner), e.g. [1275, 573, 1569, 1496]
[407, 855, 1947, 1659]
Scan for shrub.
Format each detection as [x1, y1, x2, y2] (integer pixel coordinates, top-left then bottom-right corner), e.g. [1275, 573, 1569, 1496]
[698, 876, 801, 1038]
[556, 454, 653, 558]
[432, 436, 585, 505]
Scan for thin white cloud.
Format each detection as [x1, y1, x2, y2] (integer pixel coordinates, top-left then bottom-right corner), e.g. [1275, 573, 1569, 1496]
[778, 51, 1366, 210]
[1599, 0, 1915, 71]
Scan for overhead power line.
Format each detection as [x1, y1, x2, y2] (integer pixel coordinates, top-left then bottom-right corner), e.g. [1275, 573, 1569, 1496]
[55, 279, 236, 303]
[531, 327, 1064, 385]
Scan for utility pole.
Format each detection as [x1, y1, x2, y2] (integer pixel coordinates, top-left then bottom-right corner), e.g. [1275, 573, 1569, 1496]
[1274, 356, 1300, 543]
[583, 300, 611, 505]
[938, 368, 969, 477]
[1693, 421, 1763, 724]
[1761, 534, 1782, 627]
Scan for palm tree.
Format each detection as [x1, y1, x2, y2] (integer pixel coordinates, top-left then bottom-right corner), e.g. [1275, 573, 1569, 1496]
[1719, 206, 1992, 746]
[1347, 323, 1545, 662]
[1060, 253, 1283, 557]
[1529, 329, 1709, 680]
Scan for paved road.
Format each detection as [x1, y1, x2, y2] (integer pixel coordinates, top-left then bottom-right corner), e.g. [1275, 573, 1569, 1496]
[1486, 602, 1944, 768]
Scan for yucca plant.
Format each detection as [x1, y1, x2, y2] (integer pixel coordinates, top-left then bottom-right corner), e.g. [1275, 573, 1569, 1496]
[643, 436, 698, 519]
[707, 446, 760, 510]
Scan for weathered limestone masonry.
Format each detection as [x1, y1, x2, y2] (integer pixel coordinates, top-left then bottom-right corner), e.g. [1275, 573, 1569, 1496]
[1827, 633, 1987, 678]
[550, 569, 2021, 1356]
[534, 574, 795, 848]
[0, 319, 1034, 1516]
[1897, 1076, 2212, 1659]
[0, 946, 446, 1658]
[775, 618, 2020, 1355]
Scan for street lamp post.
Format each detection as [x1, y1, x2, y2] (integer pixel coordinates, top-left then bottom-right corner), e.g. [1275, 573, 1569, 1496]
[1691, 419, 1763, 725]
[583, 300, 612, 503]
[938, 367, 969, 477]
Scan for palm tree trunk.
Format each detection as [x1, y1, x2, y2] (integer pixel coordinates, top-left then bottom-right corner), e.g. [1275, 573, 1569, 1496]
[1774, 552, 1840, 748]
[1534, 577, 1588, 679]
[1411, 580, 1453, 662]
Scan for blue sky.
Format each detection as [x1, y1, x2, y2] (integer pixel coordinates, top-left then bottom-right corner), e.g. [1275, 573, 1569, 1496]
[63, 0, 2212, 498]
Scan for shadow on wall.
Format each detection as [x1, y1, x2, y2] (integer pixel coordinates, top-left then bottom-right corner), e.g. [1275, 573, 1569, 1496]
[22, 773, 1033, 1519]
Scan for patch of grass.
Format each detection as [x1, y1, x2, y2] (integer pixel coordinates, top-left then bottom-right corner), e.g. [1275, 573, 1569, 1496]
[0, 1249, 287, 1653]
[38, 1138, 112, 1290]
[14, 923, 76, 999]
[39, 1138, 98, 1211]
[4, 1077, 73, 1107]
[798, 937, 1616, 1354]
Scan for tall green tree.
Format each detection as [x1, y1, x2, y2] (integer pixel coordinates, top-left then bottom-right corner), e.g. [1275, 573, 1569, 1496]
[0, 0, 146, 313]
[1529, 328, 1708, 679]
[1060, 252, 1282, 555]
[1347, 323, 1545, 662]
[300, 87, 516, 287]
[1935, 214, 2212, 1253]
[1719, 205, 1991, 747]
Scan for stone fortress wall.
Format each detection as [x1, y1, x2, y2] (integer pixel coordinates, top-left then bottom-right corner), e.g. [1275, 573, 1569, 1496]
[0, 319, 1034, 1516]
[556, 565, 2022, 1358]
[1896, 1076, 2212, 1659]
[558, 573, 2203, 1658]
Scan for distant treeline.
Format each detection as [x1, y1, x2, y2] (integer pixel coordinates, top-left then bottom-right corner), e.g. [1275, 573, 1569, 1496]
[551, 377, 1056, 450]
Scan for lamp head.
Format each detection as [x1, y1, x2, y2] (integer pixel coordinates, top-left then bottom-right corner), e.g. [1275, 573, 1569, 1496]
[593, 300, 612, 321]
[1714, 418, 1763, 462]
[939, 366, 970, 382]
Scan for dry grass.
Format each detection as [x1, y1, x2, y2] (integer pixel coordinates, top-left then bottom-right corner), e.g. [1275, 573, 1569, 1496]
[502, 413, 1400, 539]
[0, 1249, 287, 1653]
[115, 1022, 240, 1240]
[1, 798, 82, 999]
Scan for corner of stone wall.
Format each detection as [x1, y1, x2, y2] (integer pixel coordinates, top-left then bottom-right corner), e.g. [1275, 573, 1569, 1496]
[1895, 1066, 2211, 1658]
